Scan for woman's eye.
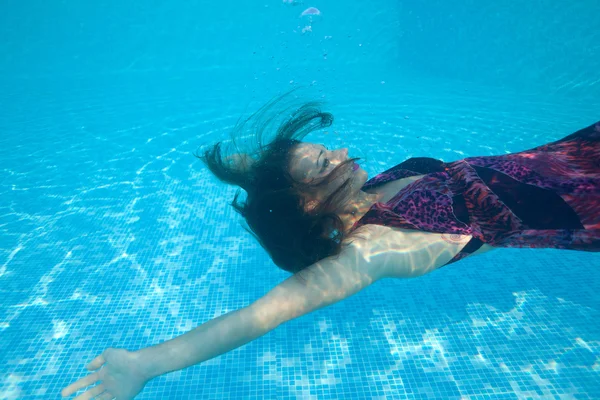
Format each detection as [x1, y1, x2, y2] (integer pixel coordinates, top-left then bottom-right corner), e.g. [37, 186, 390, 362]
[323, 159, 330, 168]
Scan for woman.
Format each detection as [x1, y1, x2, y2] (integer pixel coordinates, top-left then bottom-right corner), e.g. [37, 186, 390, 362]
[61, 98, 600, 400]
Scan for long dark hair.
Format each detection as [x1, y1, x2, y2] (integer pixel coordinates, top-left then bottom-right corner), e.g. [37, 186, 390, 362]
[195, 94, 359, 273]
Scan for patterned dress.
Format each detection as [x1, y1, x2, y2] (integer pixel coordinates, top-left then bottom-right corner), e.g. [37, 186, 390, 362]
[351, 121, 600, 266]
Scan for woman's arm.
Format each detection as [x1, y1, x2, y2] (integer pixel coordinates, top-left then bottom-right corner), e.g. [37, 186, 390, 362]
[136, 224, 493, 379]
[137, 236, 385, 380]
[61, 232, 385, 399]
[61, 226, 483, 398]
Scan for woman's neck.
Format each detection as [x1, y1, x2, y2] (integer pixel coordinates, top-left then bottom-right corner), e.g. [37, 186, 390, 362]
[338, 190, 382, 233]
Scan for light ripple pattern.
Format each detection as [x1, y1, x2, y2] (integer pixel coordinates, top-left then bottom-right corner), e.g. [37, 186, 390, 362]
[1, 73, 599, 399]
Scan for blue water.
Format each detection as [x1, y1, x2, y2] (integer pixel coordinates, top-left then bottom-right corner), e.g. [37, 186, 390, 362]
[1, 1, 599, 399]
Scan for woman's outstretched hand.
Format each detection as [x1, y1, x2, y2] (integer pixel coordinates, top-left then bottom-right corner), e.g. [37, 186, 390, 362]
[61, 348, 149, 400]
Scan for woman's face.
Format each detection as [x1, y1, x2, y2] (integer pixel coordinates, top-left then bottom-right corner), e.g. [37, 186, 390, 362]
[288, 142, 367, 208]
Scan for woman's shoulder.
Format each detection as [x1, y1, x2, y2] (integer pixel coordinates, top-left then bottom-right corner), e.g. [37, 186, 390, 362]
[346, 223, 451, 244]
[343, 224, 479, 278]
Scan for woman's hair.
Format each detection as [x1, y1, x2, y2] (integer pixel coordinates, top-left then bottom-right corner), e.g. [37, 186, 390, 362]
[195, 94, 359, 273]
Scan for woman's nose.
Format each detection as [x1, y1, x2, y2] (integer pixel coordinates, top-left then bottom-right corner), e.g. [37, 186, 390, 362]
[331, 148, 348, 166]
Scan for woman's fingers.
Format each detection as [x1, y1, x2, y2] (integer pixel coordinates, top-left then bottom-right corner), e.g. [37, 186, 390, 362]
[73, 383, 105, 400]
[61, 371, 100, 397]
[86, 354, 106, 371]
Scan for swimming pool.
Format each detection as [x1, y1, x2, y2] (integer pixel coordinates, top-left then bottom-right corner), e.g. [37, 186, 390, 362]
[1, 1, 599, 398]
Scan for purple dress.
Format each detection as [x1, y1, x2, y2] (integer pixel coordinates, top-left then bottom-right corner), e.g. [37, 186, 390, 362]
[351, 121, 600, 266]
